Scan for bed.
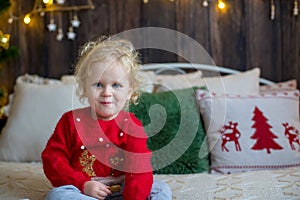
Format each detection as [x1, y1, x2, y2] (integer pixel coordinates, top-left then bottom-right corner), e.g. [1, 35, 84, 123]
[0, 63, 299, 200]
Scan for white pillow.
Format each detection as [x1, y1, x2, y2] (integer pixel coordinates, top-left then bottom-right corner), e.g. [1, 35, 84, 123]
[156, 68, 260, 95]
[0, 78, 86, 162]
[155, 71, 203, 92]
[61, 75, 76, 84]
[137, 71, 156, 93]
[17, 73, 61, 85]
[196, 89, 300, 174]
[259, 79, 297, 93]
[4, 74, 62, 117]
[204, 68, 260, 95]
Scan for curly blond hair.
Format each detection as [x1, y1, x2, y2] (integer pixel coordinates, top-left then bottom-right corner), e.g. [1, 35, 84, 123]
[74, 36, 141, 105]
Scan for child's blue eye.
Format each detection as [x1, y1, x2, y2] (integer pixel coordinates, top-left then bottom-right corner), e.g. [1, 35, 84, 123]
[93, 82, 103, 88]
[112, 83, 121, 88]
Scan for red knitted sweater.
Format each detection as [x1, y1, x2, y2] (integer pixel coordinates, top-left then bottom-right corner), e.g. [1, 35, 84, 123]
[41, 107, 153, 200]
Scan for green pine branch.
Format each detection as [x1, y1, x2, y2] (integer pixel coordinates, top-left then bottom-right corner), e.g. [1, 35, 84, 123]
[0, 0, 19, 64]
[0, 46, 19, 64]
[0, 0, 11, 15]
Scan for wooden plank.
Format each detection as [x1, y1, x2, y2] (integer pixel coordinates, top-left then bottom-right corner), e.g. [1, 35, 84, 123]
[210, 0, 245, 70]
[244, 0, 282, 81]
[175, 0, 212, 64]
[141, 0, 177, 63]
[280, 0, 300, 82]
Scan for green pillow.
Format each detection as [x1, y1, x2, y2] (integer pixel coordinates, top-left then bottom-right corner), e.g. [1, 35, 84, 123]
[129, 87, 209, 174]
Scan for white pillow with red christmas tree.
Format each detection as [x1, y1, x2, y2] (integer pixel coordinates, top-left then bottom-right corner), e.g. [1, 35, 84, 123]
[196, 89, 300, 174]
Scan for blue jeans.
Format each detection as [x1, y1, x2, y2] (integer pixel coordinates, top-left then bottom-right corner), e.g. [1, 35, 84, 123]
[45, 179, 172, 200]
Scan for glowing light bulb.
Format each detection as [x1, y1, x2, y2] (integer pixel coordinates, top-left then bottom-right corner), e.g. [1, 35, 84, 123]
[23, 14, 31, 24]
[43, 0, 53, 5]
[0, 31, 10, 49]
[218, 0, 226, 9]
[8, 18, 13, 24]
[1, 37, 8, 44]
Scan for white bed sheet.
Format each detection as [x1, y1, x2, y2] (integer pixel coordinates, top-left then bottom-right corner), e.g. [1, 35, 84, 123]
[0, 161, 300, 200]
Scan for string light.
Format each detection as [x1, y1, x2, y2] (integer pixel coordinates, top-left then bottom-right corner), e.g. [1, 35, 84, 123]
[143, 0, 174, 3]
[23, 14, 31, 24]
[7, 0, 298, 39]
[7, 0, 94, 41]
[43, 0, 53, 5]
[0, 31, 10, 50]
[8, 0, 94, 26]
[218, 0, 226, 9]
[201, 0, 227, 10]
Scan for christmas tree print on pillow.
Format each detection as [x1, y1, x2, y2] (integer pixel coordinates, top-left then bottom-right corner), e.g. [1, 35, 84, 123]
[250, 106, 283, 154]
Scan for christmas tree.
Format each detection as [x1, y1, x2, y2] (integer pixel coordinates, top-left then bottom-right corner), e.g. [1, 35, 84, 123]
[0, 0, 10, 14]
[250, 106, 283, 154]
[0, 0, 18, 64]
[0, 0, 18, 110]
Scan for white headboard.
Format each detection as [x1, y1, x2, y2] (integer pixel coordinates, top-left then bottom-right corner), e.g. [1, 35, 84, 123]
[141, 63, 275, 85]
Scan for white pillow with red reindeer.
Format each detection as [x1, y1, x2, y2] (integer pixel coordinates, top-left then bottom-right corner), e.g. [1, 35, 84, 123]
[196, 89, 300, 174]
[259, 79, 297, 93]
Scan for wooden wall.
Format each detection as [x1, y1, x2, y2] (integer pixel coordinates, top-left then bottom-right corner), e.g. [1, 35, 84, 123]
[0, 0, 299, 92]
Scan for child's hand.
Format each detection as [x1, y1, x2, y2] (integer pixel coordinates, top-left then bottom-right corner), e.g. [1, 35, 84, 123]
[84, 180, 112, 199]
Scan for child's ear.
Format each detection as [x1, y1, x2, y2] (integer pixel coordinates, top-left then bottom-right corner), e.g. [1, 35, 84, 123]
[82, 87, 87, 97]
[82, 80, 90, 97]
[127, 88, 134, 100]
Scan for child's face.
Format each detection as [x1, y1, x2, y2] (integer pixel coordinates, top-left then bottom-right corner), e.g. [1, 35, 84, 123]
[84, 60, 133, 120]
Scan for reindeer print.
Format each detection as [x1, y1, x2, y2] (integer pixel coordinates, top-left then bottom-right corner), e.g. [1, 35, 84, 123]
[282, 122, 300, 151]
[219, 121, 242, 152]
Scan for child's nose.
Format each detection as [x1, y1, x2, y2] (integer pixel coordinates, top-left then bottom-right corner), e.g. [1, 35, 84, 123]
[101, 86, 112, 96]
